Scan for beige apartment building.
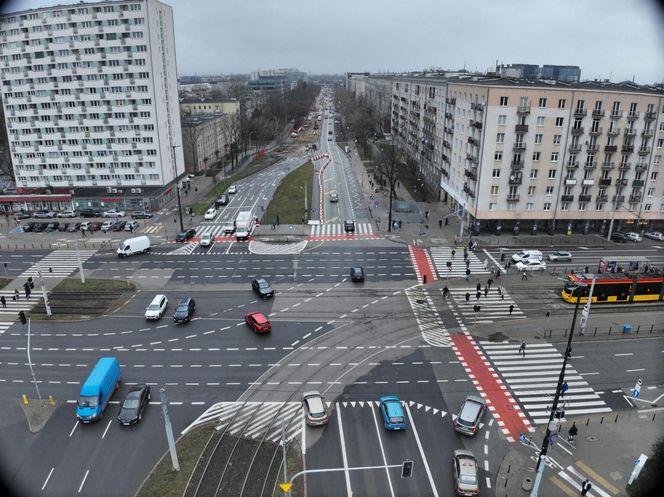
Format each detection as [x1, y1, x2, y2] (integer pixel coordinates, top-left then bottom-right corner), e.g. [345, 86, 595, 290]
[389, 75, 664, 235]
[181, 112, 232, 174]
[180, 97, 240, 116]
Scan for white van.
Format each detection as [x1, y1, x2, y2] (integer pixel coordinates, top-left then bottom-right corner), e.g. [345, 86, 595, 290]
[117, 235, 151, 257]
[344, 145, 350, 153]
[511, 250, 543, 263]
[145, 294, 168, 320]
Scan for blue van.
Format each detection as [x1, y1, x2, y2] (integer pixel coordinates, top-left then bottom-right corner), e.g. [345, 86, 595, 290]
[76, 357, 121, 423]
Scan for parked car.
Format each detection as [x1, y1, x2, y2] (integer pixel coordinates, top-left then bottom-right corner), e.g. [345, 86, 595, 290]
[33, 222, 48, 232]
[227, 185, 237, 194]
[103, 209, 126, 218]
[117, 384, 151, 426]
[547, 251, 573, 262]
[515, 259, 547, 272]
[33, 210, 56, 219]
[23, 222, 36, 232]
[124, 221, 139, 232]
[58, 222, 70, 232]
[244, 311, 272, 333]
[511, 250, 543, 263]
[453, 450, 479, 496]
[173, 297, 195, 323]
[302, 391, 329, 426]
[15, 211, 31, 220]
[57, 210, 76, 218]
[645, 231, 664, 241]
[350, 266, 365, 282]
[112, 220, 127, 231]
[89, 221, 103, 231]
[79, 208, 101, 218]
[45, 222, 59, 232]
[379, 395, 407, 430]
[200, 233, 213, 247]
[204, 208, 217, 220]
[252, 278, 274, 298]
[222, 222, 235, 235]
[625, 232, 642, 242]
[215, 194, 230, 207]
[145, 294, 168, 320]
[329, 192, 339, 203]
[67, 222, 81, 232]
[344, 220, 355, 233]
[453, 395, 486, 436]
[176, 229, 196, 242]
[101, 220, 116, 233]
[131, 210, 153, 219]
[611, 231, 629, 243]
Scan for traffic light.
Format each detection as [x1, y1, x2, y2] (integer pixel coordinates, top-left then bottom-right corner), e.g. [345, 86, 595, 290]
[18, 310, 26, 325]
[401, 460, 414, 479]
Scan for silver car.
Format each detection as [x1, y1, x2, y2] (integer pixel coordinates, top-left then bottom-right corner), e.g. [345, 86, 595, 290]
[302, 391, 329, 426]
[454, 395, 486, 436]
[453, 449, 479, 495]
[548, 251, 572, 262]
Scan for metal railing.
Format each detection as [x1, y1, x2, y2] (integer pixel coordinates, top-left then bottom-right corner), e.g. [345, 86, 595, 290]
[543, 322, 664, 340]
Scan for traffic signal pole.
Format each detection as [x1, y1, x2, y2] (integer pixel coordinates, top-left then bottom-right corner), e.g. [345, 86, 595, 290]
[25, 318, 44, 406]
[36, 263, 51, 316]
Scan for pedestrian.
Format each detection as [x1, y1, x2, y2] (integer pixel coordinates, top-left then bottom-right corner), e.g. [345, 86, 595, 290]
[439, 219, 443, 229]
[561, 381, 569, 397]
[496, 269, 501, 280]
[510, 304, 515, 316]
[14, 289, 19, 301]
[521, 270, 528, 281]
[476, 290, 481, 302]
[463, 246, 468, 256]
[272, 219, 276, 230]
[454, 236, 459, 245]
[443, 286, 449, 298]
[130, 223, 134, 233]
[81, 226, 85, 237]
[487, 277, 493, 289]
[585, 266, 589, 274]
[473, 304, 480, 312]
[476, 282, 481, 292]
[276, 215, 280, 226]
[0, 296, 5, 308]
[398, 220, 402, 229]
[518, 339, 526, 356]
[581, 479, 592, 496]
[425, 210, 429, 219]
[465, 259, 470, 269]
[447, 261, 452, 272]
[500, 286, 505, 300]
[567, 422, 577, 444]
[465, 268, 471, 281]
[451, 248, 456, 259]
[465, 292, 470, 303]
[484, 286, 489, 297]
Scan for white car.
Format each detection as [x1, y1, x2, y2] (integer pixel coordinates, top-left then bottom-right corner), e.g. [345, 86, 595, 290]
[645, 231, 664, 241]
[103, 209, 126, 218]
[145, 294, 168, 320]
[625, 232, 642, 242]
[100, 220, 115, 232]
[227, 185, 237, 194]
[204, 208, 217, 220]
[200, 233, 213, 247]
[516, 259, 547, 272]
[57, 210, 76, 218]
[222, 223, 235, 235]
[124, 221, 139, 232]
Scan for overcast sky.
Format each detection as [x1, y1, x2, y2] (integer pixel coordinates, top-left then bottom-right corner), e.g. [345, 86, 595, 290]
[4, 0, 664, 83]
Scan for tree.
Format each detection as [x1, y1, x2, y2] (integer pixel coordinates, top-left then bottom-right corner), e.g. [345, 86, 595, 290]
[377, 144, 406, 233]
[182, 121, 205, 174]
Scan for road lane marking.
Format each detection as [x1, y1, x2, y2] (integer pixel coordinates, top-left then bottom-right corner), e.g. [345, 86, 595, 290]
[101, 419, 112, 439]
[370, 404, 396, 497]
[335, 403, 353, 497]
[405, 403, 439, 497]
[41, 467, 54, 490]
[69, 421, 78, 437]
[77, 469, 90, 494]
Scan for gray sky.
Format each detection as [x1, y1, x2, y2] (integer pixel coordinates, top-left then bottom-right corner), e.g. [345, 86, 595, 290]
[5, 0, 664, 83]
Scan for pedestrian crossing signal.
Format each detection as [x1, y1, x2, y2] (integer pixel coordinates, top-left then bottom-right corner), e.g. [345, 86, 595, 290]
[401, 460, 414, 478]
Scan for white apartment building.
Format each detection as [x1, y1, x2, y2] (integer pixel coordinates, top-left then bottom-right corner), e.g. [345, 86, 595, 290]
[0, 0, 184, 192]
[390, 76, 664, 235]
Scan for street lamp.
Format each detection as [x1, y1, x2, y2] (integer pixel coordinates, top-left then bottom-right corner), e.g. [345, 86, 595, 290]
[171, 145, 184, 232]
[530, 281, 587, 497]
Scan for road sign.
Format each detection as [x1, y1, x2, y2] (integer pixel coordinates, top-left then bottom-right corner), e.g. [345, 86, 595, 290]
[370, 195, 374, 200]
[279, 483, 293, 492]
[373, 201, 380, 209]
[311, 208, 317, 214]
[633, 379, 642, 398]
[519, 433, 527, 443]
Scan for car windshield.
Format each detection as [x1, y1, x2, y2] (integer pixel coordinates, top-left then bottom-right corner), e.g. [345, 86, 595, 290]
[459, 473, 477, 485]
[259, 281, 270, 288]
[79, 396, 98, 408]
[177, 305, 188, 312]
[122, 398, 140, 409]
[148, 304, 160, 310]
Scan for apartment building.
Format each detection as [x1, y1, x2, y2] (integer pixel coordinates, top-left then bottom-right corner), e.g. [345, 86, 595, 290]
[0, 0, 184, 210]
[181, 112, 232, 174]
[390, 75, 664, 234]
[180, 96, 240, 117]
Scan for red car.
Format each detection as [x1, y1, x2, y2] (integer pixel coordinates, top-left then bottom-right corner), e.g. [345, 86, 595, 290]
[89, 221, 103, 231]
[244, 312, 272, 334]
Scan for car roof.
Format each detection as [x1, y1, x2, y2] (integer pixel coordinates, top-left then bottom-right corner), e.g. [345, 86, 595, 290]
[127, 384, 147, 395]
[249, 312, 268, 322]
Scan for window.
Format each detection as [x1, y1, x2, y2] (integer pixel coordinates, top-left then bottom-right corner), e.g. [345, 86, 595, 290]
[558, 99, 566, 109]
[530, 169, 538, 178]
[657, 138, 663, 148]
[561, 203, 569, 211]
[492, 169, 500, 178]
[535, 134, 543, 144]
[654, 155, 661, 165]
[532, 152, 540, 161]
[539, 98, 547, 108]
[500, 96, 508, 106]
[551, 153, 559, 162]
[489, 203, 497, 211]
[494, 152, 503, 161]
[596, 203, 604, 211]
[526, 203, 534, 210]
[644, 204, 651, 211]
[553, 135, 561, 145]
[490, 185, 499, 195]
[579, 203, 586, 211]
[651, 171, 658, 181]
[528, 186, 536, 196]
[536, 116, 545, 126]
[543, 202, 552, 211]
[647, 187, 655, 197]
[555, 117, 564, 127]
[496, 133, 505, 143]
[546, 186, 554, 195]
[548, 169, 557, 179]
[498, 115, 506, 125]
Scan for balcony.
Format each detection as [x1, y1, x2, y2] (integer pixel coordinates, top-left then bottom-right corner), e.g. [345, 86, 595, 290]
[635, 164, 648, 172]
[613, 195, 625, 203]
[561, 195, 574, 202]
[471, 120, 483, 129]
[584, 163, 597, 170]
[610, 110, 623, 119]
[629, 195, 643, 203]
[616, 179, 628, 186]
[513, 142, 526, 151]
[446, 97, 456, 105]
[471, 102, 484, 111]
[599, 178, 612, 186]
[622, 145, 634, 153]
[445, 112, 453, 119]
[566, 161, 579, 169]
[568, 144, 582, 153]
[632, 179, 645, 187]
[638, 147, 651, 155]
[582, 179, 595, 186]
[510, 160, 524, 169]
[624, 128, 636, 136]
[579, 194, 592, 202]
[607, 127, 620, 136]
[506, 194, 520, 202]
[508, 175, 522, 185]
[618, 163, 631, 171]
[627, 111, 639, 120]
[466, 153, 477, 163]
[604, 145, 617, 153]
[565, 179, 577, 185]
[592, 109, 605, 118]
[515, 124, 529, 133]
[517, 105, 531, 114]
[587, 144, 599, 153]
[464, 168, 477, 181]
[645, 111, 656, 120]
[589, 127, 603, 135]
[468, 136, 478, 146]
[574, 108, 587, 117]
[571, 126, 584, 136]
[642, 129, 654, 137]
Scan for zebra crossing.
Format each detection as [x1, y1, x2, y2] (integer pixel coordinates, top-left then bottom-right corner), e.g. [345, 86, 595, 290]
[554, 461, 620, 497]
[195, 224, 233, 238]
[170, 243, 199, 255]
[19, 249, 97, 278]
[144, 224, 162, 234]
[429, 247, 489, 278]
[405, 285, 451, 347]
[0, 291, 41, 333]
[448, 285, 525, 324]
[478, 341, 611, 425]
[309, 223, 374, 237]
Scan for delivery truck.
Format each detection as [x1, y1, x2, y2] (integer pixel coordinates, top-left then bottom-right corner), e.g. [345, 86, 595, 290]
[76, 357, 121, 423]
[117, 235, 151, 257]
[235, 210, 255, 240]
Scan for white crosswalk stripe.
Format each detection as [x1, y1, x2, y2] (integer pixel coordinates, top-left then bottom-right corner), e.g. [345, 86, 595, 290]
[170, 243, 198, 255]
[19, 249, 96, 278]
[405, 285, 450, 347]
[478, 341, 611, 424]
[144, 225, 162, 234]
[430, 247, 489, 278]
[196, 224, 226, 237]
[309, 223, 373, 236]
[448, 285, 525, 324]
[557, 465, 615, 497]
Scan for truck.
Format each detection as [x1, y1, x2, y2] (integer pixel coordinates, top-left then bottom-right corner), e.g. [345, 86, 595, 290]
[76, 357, 121, 423]
[235, 210, 255, 240]
[117, 235, 151, 257]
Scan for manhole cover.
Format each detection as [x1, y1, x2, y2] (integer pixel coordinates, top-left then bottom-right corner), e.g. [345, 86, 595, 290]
[587, 435, 599, 442]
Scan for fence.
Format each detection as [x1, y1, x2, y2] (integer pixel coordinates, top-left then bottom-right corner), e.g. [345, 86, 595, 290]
[477, 236, 611, 248]
[0, 240, 112, 251]
[543, 322, 664, 340]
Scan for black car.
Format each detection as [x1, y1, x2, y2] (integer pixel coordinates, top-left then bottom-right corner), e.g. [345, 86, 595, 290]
[67, 222, 81, 232]
[252, 278, 274, 298]
[79, 208, 101, 218]
[112, 220, 127, 231]
[215, 194, 230, 208]
[58, 222, 69, 232]
[611, 231, 629, 243]
[173, 297, 196, 323]
[131, 211, 153, 219]
[117, 384, 151, 426]
[46, 222, 59, 232]
[344, 220, 355, 233]
[350, 266, 365, 282]
[23, 222, 36, 232]
[32, 222, 48, 232]
[176, 229, 196, 242]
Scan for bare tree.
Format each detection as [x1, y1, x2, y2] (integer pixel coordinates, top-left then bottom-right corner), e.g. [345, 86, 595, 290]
[377, 144, 406, 232]
[182, 121, 205, 174]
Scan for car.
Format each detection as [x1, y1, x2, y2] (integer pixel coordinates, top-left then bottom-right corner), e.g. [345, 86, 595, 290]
[200, 233, 213, 247]
[344, 220, 355, 233]
[15, 211, 32, 220]
[302, 391, 329, 426]
[645, 231, 664, 241]
[625, 232, 642, 242]
[57, 210, 76, 218]
[89, 221, 103, 231]
[511, 250, 543, 263]
[173, 297, 195, 323]
[244, 311, 272, 333]
[227, 185, 237, 194]
[45, 222, 59, 232]
[222, 223, 235, 235]
[453, 395, 486, 436]
[379, 395, 407, 430]
[215, 194, 230, 207]
[329, 192, 339, 203]
[453, 450, 479, 496]
[131, 210, 153, 219]
[204, 208, 217, 220]
[350, 266, 365, 282]
[103, 209, 126, 218]
[611, 231, 629, 243]
[67, 222, 81, 232]
[57, 222, 70, 232]
[124, 221, 139, 232]
[145, 294, 168, 320]
[101, 220, 116, 233]
[23, 222, 36, 232]
[176, 228, 196, 242]
[515, 259, 547, 272]
[33, 210, 56, 219]
[117, 384, 151, 426]
[547, 251, 573, 262]
[112, 220, 127, 231]
[252, 278, 274, 298]
[33, 222, 48, 232]
[79, 208, 101, 218]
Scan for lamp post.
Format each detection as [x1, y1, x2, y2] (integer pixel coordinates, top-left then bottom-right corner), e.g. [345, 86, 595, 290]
[171, 145, 184, 232]
[530, 282, 586, 497]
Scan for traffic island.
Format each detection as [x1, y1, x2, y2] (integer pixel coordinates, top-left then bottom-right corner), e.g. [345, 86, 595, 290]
[19, 396, 58, 433]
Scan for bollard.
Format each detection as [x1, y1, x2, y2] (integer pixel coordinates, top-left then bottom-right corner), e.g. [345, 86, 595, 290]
[636, 325, 640, 334]
[423, 274, 427, 284]
[49, 395, 55, 406]
[653, 413, 657, 421]
[614, 414, 619, 423]
[22, 394, 28, 405]
[586, 418, 590, 426]
[600, 416, 604, 424]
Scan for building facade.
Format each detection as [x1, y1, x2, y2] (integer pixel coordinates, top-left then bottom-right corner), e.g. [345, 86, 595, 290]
[248, 68, 306, 95]
[0, 0, 185, 193]
[181, 112, 231, 174]
[180, 97, 240, 116]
